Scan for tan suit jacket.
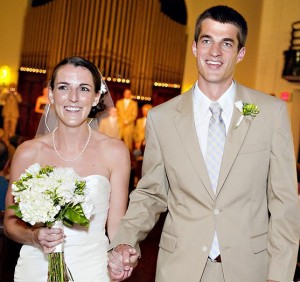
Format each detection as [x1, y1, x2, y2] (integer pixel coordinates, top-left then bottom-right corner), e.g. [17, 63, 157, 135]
[116, 98, 138, 150]
[98, 116, 120, 139]
[1, 92, 22, 118]
[111, 83, 300, 282]
[134, 117, 146, 145]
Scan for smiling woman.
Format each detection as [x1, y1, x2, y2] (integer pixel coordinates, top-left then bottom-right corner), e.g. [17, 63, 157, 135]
[4, 56, 131, 282]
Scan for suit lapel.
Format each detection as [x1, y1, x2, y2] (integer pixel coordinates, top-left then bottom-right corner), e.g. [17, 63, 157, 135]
[216, 83, 253, 195]
[174, 89, 215, 200]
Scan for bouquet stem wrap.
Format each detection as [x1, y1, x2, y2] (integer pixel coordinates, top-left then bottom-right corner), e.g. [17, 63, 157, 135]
[47, 221, 74, 282]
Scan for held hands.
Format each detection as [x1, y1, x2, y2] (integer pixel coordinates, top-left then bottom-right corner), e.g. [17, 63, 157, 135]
[108, 244, 139, 281]
[34, 226, 65, 253]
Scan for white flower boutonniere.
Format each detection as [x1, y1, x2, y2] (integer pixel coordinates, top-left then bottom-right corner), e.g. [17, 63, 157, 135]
[234, 100, 260, 128]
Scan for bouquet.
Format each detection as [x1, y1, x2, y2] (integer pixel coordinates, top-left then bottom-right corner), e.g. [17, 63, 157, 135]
[10, 163, 94, 282]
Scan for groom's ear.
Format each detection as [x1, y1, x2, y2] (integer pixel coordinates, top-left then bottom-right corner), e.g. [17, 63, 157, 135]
[192, 41, 197, 57]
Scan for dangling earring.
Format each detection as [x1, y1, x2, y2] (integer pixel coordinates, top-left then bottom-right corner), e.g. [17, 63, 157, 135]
[45, 104, 51, 133]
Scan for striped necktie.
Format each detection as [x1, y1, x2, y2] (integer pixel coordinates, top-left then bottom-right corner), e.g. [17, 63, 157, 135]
[206, 102, 225, 259]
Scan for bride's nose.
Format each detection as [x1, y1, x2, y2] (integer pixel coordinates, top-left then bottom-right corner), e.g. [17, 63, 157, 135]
[68, 88, 79, 102]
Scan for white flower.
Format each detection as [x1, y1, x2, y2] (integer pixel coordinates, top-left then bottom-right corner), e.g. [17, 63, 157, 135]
[100, 82, 107, 94]
[82, 198, 94, 220]
[10, 164, 94, 227]
[235, 100, 243, 112]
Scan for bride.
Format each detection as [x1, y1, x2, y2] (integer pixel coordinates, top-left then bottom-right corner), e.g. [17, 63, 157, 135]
[4, 56, 131, 281]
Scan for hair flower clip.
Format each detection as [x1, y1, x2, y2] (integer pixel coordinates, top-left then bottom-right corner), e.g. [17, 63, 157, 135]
[100, 82, 107, 94]
[234, 100, 259, 128]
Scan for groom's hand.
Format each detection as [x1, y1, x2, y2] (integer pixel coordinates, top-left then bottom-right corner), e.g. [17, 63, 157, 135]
[108, 244, 139, 281]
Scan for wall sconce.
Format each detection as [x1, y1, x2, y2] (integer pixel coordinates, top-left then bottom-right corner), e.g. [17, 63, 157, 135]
[0, 65, 11, 86]
[282, 21, 300, 82]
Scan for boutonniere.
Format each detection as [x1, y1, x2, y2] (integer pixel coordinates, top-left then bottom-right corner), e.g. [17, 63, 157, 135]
[234, 100, 260, 128]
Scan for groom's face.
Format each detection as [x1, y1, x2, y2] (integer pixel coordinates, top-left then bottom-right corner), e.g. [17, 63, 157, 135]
[192, 19, 246, 86]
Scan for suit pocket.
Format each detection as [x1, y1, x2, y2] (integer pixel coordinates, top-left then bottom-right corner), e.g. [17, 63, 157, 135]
[251, 232, 267, 254]
[159, 232, 177, 253]
[239, 142, 266, 154]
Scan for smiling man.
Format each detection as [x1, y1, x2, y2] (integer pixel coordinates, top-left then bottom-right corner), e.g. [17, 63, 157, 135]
[109, 5, 300, 282]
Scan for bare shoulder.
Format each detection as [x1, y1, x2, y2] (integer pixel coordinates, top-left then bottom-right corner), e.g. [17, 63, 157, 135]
[12, 135, 52, 166]
[91, 131, 130, 162]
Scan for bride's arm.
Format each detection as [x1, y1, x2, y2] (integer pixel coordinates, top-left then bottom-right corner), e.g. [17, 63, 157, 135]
[106, 140, 131, 241]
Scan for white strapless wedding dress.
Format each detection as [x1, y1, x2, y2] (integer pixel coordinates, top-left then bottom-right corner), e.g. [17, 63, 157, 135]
[14, 175, 111, 282]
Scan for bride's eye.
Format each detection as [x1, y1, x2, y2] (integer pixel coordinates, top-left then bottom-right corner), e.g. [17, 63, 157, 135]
[80, 86, 90, 92]
[57, 84, 68, 91]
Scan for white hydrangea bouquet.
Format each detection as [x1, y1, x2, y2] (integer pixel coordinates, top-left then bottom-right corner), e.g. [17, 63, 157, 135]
[9, 163, 94, 282]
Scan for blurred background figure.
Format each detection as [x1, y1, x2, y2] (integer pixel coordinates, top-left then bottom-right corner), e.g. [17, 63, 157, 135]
[116, 89, 138, 152]
[0, 140, 9, 211]
[98, 106, 120, 139]
[34, 86, 49, 114]
[133, 103, 153, 158]
[0, 83, 22, 141]
[132, 103, 153, 187]
[0, 128, 16, 179]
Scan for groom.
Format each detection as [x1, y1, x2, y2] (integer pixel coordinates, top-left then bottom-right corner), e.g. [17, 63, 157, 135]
[109, 5, 300, 282]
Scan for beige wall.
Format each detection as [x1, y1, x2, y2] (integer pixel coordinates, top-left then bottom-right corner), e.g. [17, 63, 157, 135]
[0, 0, 28, 84]
[255, 0, 300, 156]
[255, 0, 300, 95]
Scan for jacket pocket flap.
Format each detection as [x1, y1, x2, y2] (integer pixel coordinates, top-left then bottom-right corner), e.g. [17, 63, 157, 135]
[159, 232, 177, 253]
[240, 142, 266, 154]
[251, 232, 267, 254]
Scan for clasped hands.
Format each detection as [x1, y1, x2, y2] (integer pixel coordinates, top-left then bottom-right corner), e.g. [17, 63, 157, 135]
[108, 244, 139, 281]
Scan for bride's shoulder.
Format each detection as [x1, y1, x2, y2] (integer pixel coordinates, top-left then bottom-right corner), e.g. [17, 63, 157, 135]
[91, 130, 128, 155]
[14, 134, 52, 160]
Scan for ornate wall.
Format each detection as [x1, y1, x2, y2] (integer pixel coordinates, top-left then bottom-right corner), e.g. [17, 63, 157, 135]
[20, 0, 187, 97]
[18, 0, 187, 137]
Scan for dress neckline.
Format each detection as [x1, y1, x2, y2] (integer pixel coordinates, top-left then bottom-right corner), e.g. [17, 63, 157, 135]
[83, 174, 109, 183]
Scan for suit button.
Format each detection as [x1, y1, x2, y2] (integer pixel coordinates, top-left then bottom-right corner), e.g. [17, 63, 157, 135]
[214, 209, 220, 215]
[202, 246, 208, 252]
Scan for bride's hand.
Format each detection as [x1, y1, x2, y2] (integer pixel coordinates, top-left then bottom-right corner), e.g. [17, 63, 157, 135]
[34, 226, 65, 253]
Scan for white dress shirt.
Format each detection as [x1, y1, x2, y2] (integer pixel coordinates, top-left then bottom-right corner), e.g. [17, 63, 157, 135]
[193, 81, 236, 159]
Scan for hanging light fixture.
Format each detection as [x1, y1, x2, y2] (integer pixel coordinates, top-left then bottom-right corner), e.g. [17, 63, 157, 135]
[0, 65, 11, 86]
[282, 21, 300, 82]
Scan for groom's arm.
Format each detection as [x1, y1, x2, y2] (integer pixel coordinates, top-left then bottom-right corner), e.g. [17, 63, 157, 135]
[108, 110, 168, 279]
[266, 101, 300, 282]
[109, 110, 168, 251]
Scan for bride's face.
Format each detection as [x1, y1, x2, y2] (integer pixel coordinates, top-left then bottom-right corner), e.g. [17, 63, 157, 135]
[49, 64, 100, 127]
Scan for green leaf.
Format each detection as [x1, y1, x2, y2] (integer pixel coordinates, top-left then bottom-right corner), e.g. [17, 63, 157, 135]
[62, 204, 89, 227]
[8, 204, 22, 218]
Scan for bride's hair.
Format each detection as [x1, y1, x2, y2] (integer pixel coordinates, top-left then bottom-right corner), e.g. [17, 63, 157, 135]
[50, 56, 101, 92]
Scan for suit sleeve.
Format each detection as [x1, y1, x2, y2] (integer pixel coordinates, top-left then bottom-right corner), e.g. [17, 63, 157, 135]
[267, 101, 300, 281]
[109, 111, 168, 250]
[127, 101, 138, 124]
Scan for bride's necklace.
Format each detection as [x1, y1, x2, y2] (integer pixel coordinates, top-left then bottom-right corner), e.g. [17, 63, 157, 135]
[52, 125, 92, 162]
